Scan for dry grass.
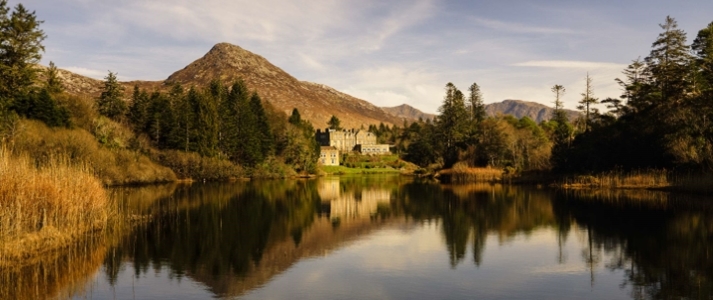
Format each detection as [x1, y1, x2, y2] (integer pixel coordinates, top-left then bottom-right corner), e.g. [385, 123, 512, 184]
[557, 170, 713, 194]
[0, 146, 110, 265]
[13, 119, 176, 185]
[154, 149, 243, 180]
[559, 170, 669, 189]
[438, 163, 504, 183]
[0, 236, 108, 300]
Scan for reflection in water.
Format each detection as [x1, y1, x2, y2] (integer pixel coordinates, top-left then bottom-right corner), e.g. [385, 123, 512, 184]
[3, 176, 713, 299]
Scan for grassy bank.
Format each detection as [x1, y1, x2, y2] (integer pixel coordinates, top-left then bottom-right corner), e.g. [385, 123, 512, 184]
[13, 119, 176, 185]
[437, 164, 504, 184]
[321, 165, 401, 175]
[0, 147, 110, 264]
[555, 170, 713, 194]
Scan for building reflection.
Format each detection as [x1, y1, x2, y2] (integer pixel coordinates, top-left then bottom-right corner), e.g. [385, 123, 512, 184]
[318, 177, 391, 221]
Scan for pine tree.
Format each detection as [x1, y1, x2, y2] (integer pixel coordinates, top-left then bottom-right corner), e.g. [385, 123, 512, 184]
[550, 84, 572, 170]
[193, 87, 220, 156]
[97, 71, 126, 121]
[577, 73, 598, 132]
[436, 82, 470, 168]
[645, 16, 693, 107]
[327, 115, 341, 130]
[220, 80, 249, 160]
[615, 58, 649, 113]
[45, 61, 63, 94]
[0, 2, 46, 110]
[146, 91, 174, 147]
[692, 21, 713, 91]
[128, 85, 150, 132]
[250, 92, 273, 158]
[467, 82, 486, 124]
[288, 108, 302, 125]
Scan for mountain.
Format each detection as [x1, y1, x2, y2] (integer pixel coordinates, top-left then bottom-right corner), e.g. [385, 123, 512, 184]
[54, 43, 403, 129]
[485, 99, 580, 123]
[164, 43, 402, 129]
[381, 104, 436, 123]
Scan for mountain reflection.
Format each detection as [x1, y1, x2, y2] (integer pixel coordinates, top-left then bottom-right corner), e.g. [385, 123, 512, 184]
[12, 176, 709, 299]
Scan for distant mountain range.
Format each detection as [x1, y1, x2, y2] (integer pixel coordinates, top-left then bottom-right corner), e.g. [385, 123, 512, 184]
[381, 104, 437, 122]
[485, 100, 581, 123]
[381, 100, 580, 124]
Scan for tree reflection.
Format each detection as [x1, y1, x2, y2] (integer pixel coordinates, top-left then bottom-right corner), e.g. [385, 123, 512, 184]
[553, 190, 713, 299]
[100, 177, 713, 300]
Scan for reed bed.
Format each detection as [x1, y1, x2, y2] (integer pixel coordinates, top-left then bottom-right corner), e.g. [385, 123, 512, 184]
[0, 146, 110, 265]
[0, 235, 108, 300]
[558, 170, 713, 194]
[438, 164, 504, 183]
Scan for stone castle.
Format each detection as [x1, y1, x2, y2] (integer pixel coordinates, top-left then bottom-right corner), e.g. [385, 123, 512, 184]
[316, 128, 390, 155]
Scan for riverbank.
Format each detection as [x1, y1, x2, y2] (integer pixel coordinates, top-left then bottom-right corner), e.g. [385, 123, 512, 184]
[434, 166, 713, 194]
[0, 147, 110, 266]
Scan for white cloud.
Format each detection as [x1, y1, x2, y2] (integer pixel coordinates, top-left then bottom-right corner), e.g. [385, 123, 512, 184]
[63, 66, 108, 79]
[512, 60, 627, 70]
[472, 18, 576, 35]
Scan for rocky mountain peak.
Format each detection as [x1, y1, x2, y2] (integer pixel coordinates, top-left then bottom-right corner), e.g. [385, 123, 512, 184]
[165, 42, 296, 86]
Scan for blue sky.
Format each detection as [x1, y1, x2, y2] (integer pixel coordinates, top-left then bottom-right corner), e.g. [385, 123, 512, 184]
[14, 0, 713, 113]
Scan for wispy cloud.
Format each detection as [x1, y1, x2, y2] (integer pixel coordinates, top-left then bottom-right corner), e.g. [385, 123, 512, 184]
[472, 18, 575, 34]
[512, 60, 626, 69]
[63, 66, 108, 79]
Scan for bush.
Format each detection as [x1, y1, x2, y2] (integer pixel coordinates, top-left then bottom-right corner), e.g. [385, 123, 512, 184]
[154, 150, 243, 180]
[13, 119, 176, 185]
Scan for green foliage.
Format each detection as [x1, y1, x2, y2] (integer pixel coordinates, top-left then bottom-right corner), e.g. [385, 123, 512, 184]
[436, 83, 470, 168]
[288, 108, 301, 125]
[15, 88, 70, 127]
[576, 73, 599, 132]
[0, 1, 46, 110]
[96, 71, 126, 121]
[327, 115, 341, 130]
[467, 82, 486, 124]
[555, 16, 713, 173]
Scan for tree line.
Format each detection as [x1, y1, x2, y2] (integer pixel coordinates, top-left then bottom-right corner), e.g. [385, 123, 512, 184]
[555, 16, 713, 173]
[97, 75, 320, 173]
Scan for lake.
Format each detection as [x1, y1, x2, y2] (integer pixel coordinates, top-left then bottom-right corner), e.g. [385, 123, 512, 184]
[2, 175, 712, 299]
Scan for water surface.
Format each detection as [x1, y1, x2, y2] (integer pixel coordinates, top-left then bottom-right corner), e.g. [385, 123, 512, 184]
[3, 175, 712, 299]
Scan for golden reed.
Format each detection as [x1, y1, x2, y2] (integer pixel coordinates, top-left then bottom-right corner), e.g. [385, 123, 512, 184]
[0, 146, 110, 265]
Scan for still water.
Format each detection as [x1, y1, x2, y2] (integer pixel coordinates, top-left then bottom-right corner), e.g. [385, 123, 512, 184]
[3, 175, 712, 299]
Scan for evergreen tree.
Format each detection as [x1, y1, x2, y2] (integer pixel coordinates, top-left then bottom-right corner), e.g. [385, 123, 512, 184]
[327, 115, 341, 130]
[194, 87, 220, 156]
[128, 85, 150, 132]
[645, 16, 693, 107]
[45, 61, 63, 94]
[96, 71, 126, 121]
[577, 73, 598, 132]
[250, 92, 274, 158]
[550, 84, 572, 170]
[220, 80, 249, 160]
[692, 21, 713, 91]
[288, 108, 302, 125]
[467, 82, 486, 124]
[436, 82, 470, 168]
[146, 91, 174, 147]
[0, 2, 46, 111]
[614, 58, 649, 114]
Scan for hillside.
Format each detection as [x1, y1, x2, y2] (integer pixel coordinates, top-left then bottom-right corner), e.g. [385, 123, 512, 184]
[53, 43, 403, 129]
[381, 104, 436, 122]
[164, 43, 402, 129]
[485, 99, 580, 123]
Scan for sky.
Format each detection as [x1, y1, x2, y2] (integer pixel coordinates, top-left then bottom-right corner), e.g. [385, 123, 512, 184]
[12, 0, 713, 113]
